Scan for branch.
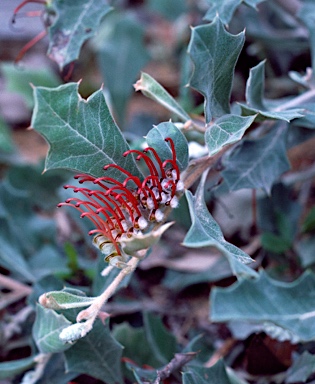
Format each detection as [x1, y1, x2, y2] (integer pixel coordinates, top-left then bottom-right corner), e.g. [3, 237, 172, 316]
[0, 273, 32, 310]
[153, 352, 198, 384]
[182, 145, 231, 190]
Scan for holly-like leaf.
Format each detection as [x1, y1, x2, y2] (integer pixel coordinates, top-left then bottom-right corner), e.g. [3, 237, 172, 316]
[31, 82, 142, 181]
[97, 14, 150, 125]
[33, 304, 72, 353]
[239, 61, 304, 122]
[183, 173, 257, 278]
[64, 320, 123, 384]
[48, 0, 112, 69]
[187, 17, 245, 123]
[135, 72, 191, 122]
[205, 114, 256, 156]
[204, 0, 242, 24]
[222, 125, 290, 193]
[211, 270, 315, 342]
[146, 121, 189, 171]
[204, 0, 265, 24]
[240, 105, 304, 122]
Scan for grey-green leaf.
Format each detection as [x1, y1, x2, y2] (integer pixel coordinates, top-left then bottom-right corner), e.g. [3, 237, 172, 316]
[146, 121, 189, 171]
[204, 0, 265, 24]
[143, 312, 177, 365]
[240, 61, 304, 121]
[0, 115, 15, 153]
[183, 173, 257, 278]
[64, 320, 123, 384]
[245, 60, 265, 110]
[222, 125, 290, 193]
[239, 104, 304, 122]
[39, 289, 95, 310]
[0, 356, 36, 380]
[135, 72, 191, 122]
[286, 351, 315, 383]
[205, 114, 256, 156]
[298, 2, 315, 77]
[204, 0, 242, 24]
[183, 359, 233, 384]
[48, 0, 112, 69]
[97, 14, 150, 125]
[211, 271, 315, 342]
[0, 62, 61, 109]
[33, 304, 73, 353]
[188, 17, 245, 123]
[31, 82, 142, 181]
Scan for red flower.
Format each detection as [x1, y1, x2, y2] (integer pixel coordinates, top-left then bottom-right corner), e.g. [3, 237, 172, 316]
[58, 137, 184, 266]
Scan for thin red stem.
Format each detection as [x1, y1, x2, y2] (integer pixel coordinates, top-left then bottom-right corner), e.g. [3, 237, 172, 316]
[13, 0, 46, 17]
[14, 30, 47, 63]
[143, 147, 166, 178]
[124, 150, 159, 178]
[163, 159, 180, 181]
[104, 164, 134, 178]
[164, 137, 180, 181]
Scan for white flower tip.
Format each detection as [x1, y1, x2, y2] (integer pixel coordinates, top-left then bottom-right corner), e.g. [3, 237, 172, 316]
[176, 180, 184, 192]
[170, 196, 179, 208]
[138, 216, 148, 229]
[155, 209, 164, 222]
[147, 197, 155, 210]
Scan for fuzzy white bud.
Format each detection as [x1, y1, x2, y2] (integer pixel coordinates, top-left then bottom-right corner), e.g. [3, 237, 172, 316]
[146, 197, 155, 210]
[176, 180, 184, 192]
[138, 216, 148, 229]
[170, 196, 179, 208]
[155, 209, 164, 222]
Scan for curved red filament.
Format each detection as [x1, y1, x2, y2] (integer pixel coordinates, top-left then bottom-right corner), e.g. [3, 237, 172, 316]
[124, 150, 159, 179]
[143, 147, 166, 178]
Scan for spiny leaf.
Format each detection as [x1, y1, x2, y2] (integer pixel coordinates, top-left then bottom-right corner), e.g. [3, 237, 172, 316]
[31, 82, 142, 181]
[204, 0, 265, 24]
[183, 173, 257, 278]
[211, 270, 315, 342]
[48, 0, 112, 69]
[239, 61, 304, 122]
[222, 125, 290, 193]
[187, 17, 245, 123]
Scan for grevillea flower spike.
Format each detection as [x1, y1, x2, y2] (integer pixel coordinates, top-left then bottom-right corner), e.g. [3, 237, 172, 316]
[58, 137, 184, 269]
